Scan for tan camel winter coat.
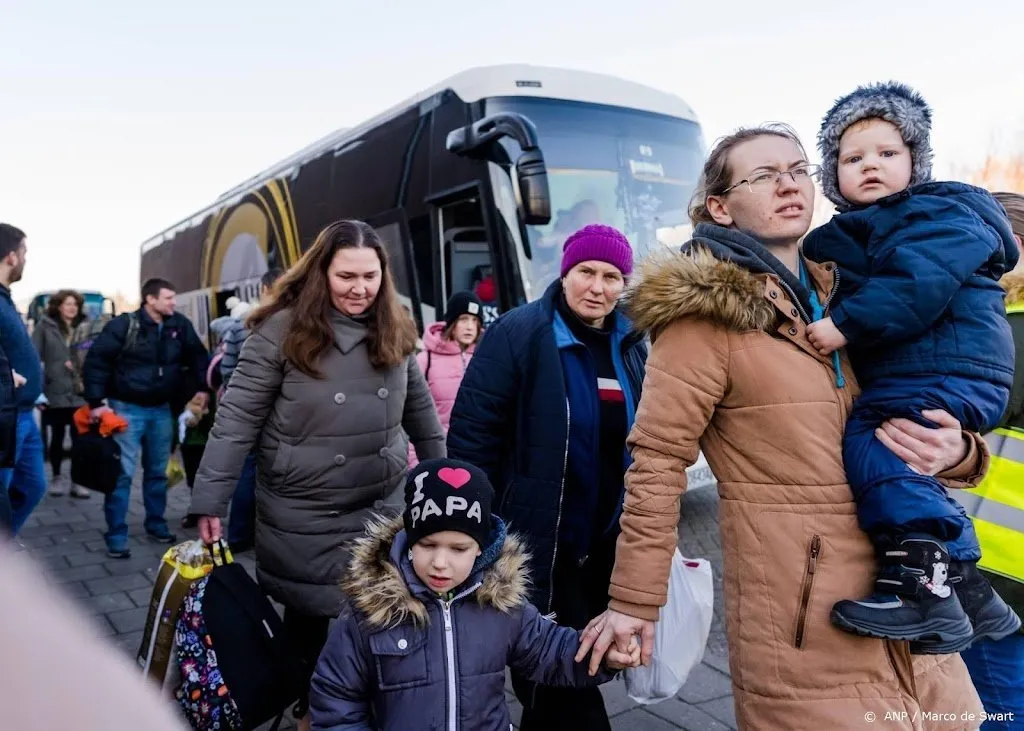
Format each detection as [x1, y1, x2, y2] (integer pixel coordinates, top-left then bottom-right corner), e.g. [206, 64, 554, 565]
[609, 248, 986, 731]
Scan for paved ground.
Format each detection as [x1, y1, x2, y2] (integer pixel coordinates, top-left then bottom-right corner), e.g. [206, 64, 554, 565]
[21, 473, 735, 731]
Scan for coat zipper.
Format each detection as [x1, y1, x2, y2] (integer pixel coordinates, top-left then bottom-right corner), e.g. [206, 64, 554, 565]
[547, 397, 570, 615]
[794, 534, 822, 649]
[776, 279, 812, 325]
[821, 268, 841, 312]
[437, 583, 480, 731]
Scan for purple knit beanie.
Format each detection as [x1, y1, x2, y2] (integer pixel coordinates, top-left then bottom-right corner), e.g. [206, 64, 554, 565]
[560, 224, 634, 278]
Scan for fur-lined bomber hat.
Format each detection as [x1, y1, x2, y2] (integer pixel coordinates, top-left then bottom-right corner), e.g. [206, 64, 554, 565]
[817, 81, 934, 210]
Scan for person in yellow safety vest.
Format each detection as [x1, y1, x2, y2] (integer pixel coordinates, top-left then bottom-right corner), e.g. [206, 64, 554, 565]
[958, 191, 1024, 731]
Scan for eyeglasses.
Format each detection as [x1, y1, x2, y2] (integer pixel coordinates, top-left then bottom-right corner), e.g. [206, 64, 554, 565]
[722, 164, 822, 194]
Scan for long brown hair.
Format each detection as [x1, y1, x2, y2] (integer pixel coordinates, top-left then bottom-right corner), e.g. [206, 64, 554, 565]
[688, 123, 808, 227]
[248, 220, 417, 377]
[46, 289, 85, 335]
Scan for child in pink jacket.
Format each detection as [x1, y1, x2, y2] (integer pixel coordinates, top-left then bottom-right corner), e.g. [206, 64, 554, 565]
[409, 291, 483, 467]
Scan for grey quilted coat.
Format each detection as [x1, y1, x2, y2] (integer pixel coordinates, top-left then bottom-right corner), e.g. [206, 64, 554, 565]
[189, 309, 445, 616]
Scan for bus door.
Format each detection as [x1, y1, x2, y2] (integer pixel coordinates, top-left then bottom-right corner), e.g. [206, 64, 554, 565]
[429, 185, 506, 328]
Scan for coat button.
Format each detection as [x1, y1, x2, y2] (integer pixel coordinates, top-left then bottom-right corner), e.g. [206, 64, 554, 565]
[769, 290, 778, 299]
[790, 308, 798, 317]
[397, 639, 408, 650]
[334, 393, 346, 405]
[377, 387, 389, 399]
[379, 448, 388, 458]
[788, 327, 798, 336]
[328, 510, 341, 518]
[334, 454, 346, 466]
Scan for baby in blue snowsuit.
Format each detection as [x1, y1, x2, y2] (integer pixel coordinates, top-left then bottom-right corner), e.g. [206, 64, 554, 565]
[803, 82, 1021, 653]
[308, 458, 637, 731]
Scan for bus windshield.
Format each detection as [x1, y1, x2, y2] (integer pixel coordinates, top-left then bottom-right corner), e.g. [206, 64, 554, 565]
[486, 97, 705, 295]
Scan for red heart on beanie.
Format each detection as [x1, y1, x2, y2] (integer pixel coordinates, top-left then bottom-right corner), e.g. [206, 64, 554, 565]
[438, 467, 471, 489]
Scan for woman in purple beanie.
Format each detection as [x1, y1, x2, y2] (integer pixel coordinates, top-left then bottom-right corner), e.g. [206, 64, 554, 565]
[447, 223, 647, 730]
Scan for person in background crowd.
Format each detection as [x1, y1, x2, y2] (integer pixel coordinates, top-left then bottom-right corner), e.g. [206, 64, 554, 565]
[82, 277, 210, 558]
[447, 224, 645, 731]
[0, 331, 17, 533]
[208, 267, 284, 552]
[190, 220, 444, 731]
[33, 289, 90, 499]
[956, 190, 1024, 731]
[0, 223, 47, 535]
[576, 125, 989, 729]
[220, 268, 284, 387]
[309, 458, 633, 731]
[408, 290, 482, 468]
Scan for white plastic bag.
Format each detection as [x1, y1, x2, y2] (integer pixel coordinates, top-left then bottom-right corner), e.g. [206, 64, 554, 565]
[624, 549, 714, 705]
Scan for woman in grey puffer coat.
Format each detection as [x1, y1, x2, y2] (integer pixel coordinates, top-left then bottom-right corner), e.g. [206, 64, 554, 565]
[190, 220, 445, 729]
[32, 290, 88, 498]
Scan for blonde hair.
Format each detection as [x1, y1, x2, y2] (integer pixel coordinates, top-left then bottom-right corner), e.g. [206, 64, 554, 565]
[689, 123, 808, 227]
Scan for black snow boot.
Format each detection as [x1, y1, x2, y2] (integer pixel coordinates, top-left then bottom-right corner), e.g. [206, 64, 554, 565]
[830, 534, 974, 647]
[910, 560, 1022, 654]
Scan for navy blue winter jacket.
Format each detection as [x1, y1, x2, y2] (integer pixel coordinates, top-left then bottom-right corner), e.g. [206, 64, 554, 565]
[309, 517, 613, 731]
[0, 285, 41, 410]
[803, 182, 1018, 389]
[82, 308, 210, 408]
[446, 281, 646, 613]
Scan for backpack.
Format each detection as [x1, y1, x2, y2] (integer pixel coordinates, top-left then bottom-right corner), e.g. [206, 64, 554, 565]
[70, 313, 140, 392]
[206, 341, 227, 400]
[175, 545, 303, 731]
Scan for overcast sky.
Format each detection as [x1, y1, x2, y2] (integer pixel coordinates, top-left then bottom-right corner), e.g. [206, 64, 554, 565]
[2, 0, 1021, 304]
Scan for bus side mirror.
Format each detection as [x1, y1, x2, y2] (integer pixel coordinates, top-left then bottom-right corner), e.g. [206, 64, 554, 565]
[446, 112, 552, 226]
[514, 148, 550, 226]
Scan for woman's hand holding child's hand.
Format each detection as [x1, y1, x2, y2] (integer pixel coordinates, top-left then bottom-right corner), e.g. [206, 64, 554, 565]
[600, 636, 642, 670]
[806, 317, 847, 356]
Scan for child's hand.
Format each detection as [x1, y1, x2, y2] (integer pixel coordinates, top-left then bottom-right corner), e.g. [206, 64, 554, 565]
[806, 317, 847, 356]
[603, 636, 642, 670]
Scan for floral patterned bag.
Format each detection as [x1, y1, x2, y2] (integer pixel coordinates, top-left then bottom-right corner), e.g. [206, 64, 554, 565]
[175, 543, 301, 730]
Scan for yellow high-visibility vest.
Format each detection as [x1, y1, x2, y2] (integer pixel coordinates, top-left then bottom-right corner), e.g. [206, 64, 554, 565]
[951, 301, 1024, 583]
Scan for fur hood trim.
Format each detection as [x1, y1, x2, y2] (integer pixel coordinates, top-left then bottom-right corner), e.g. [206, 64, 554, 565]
[818, 81, 933, 211]
[341, 516, 530, 629]
[624, 247, 777, 338]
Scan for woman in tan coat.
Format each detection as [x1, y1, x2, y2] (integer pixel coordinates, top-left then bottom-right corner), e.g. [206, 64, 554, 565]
[578, 125, 988, 730]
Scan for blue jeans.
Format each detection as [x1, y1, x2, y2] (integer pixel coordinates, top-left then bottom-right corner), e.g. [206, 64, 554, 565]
[843, 374, 1008, 561]
[961, 633, 1024, 730]
[0, 410, 47, 535]
[104, 400, 173, 549]
[227, 450, 257, 547]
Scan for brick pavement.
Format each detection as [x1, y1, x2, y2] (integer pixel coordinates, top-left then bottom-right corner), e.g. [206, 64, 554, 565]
[21, 473, 735, 731]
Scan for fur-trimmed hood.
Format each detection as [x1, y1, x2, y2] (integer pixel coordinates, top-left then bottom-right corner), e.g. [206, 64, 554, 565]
[625, 247, 777, 338]
[622, 223, 817, 338]
[341, 515, 529, 629]
[818, 81, 934, 211]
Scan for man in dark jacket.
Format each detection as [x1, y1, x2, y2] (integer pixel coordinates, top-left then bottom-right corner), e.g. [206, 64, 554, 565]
[0, 338, 17, 533]
[447, 225, 646, 731]
[0, 224, 46, 536]
[82, 277, 209, 557]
